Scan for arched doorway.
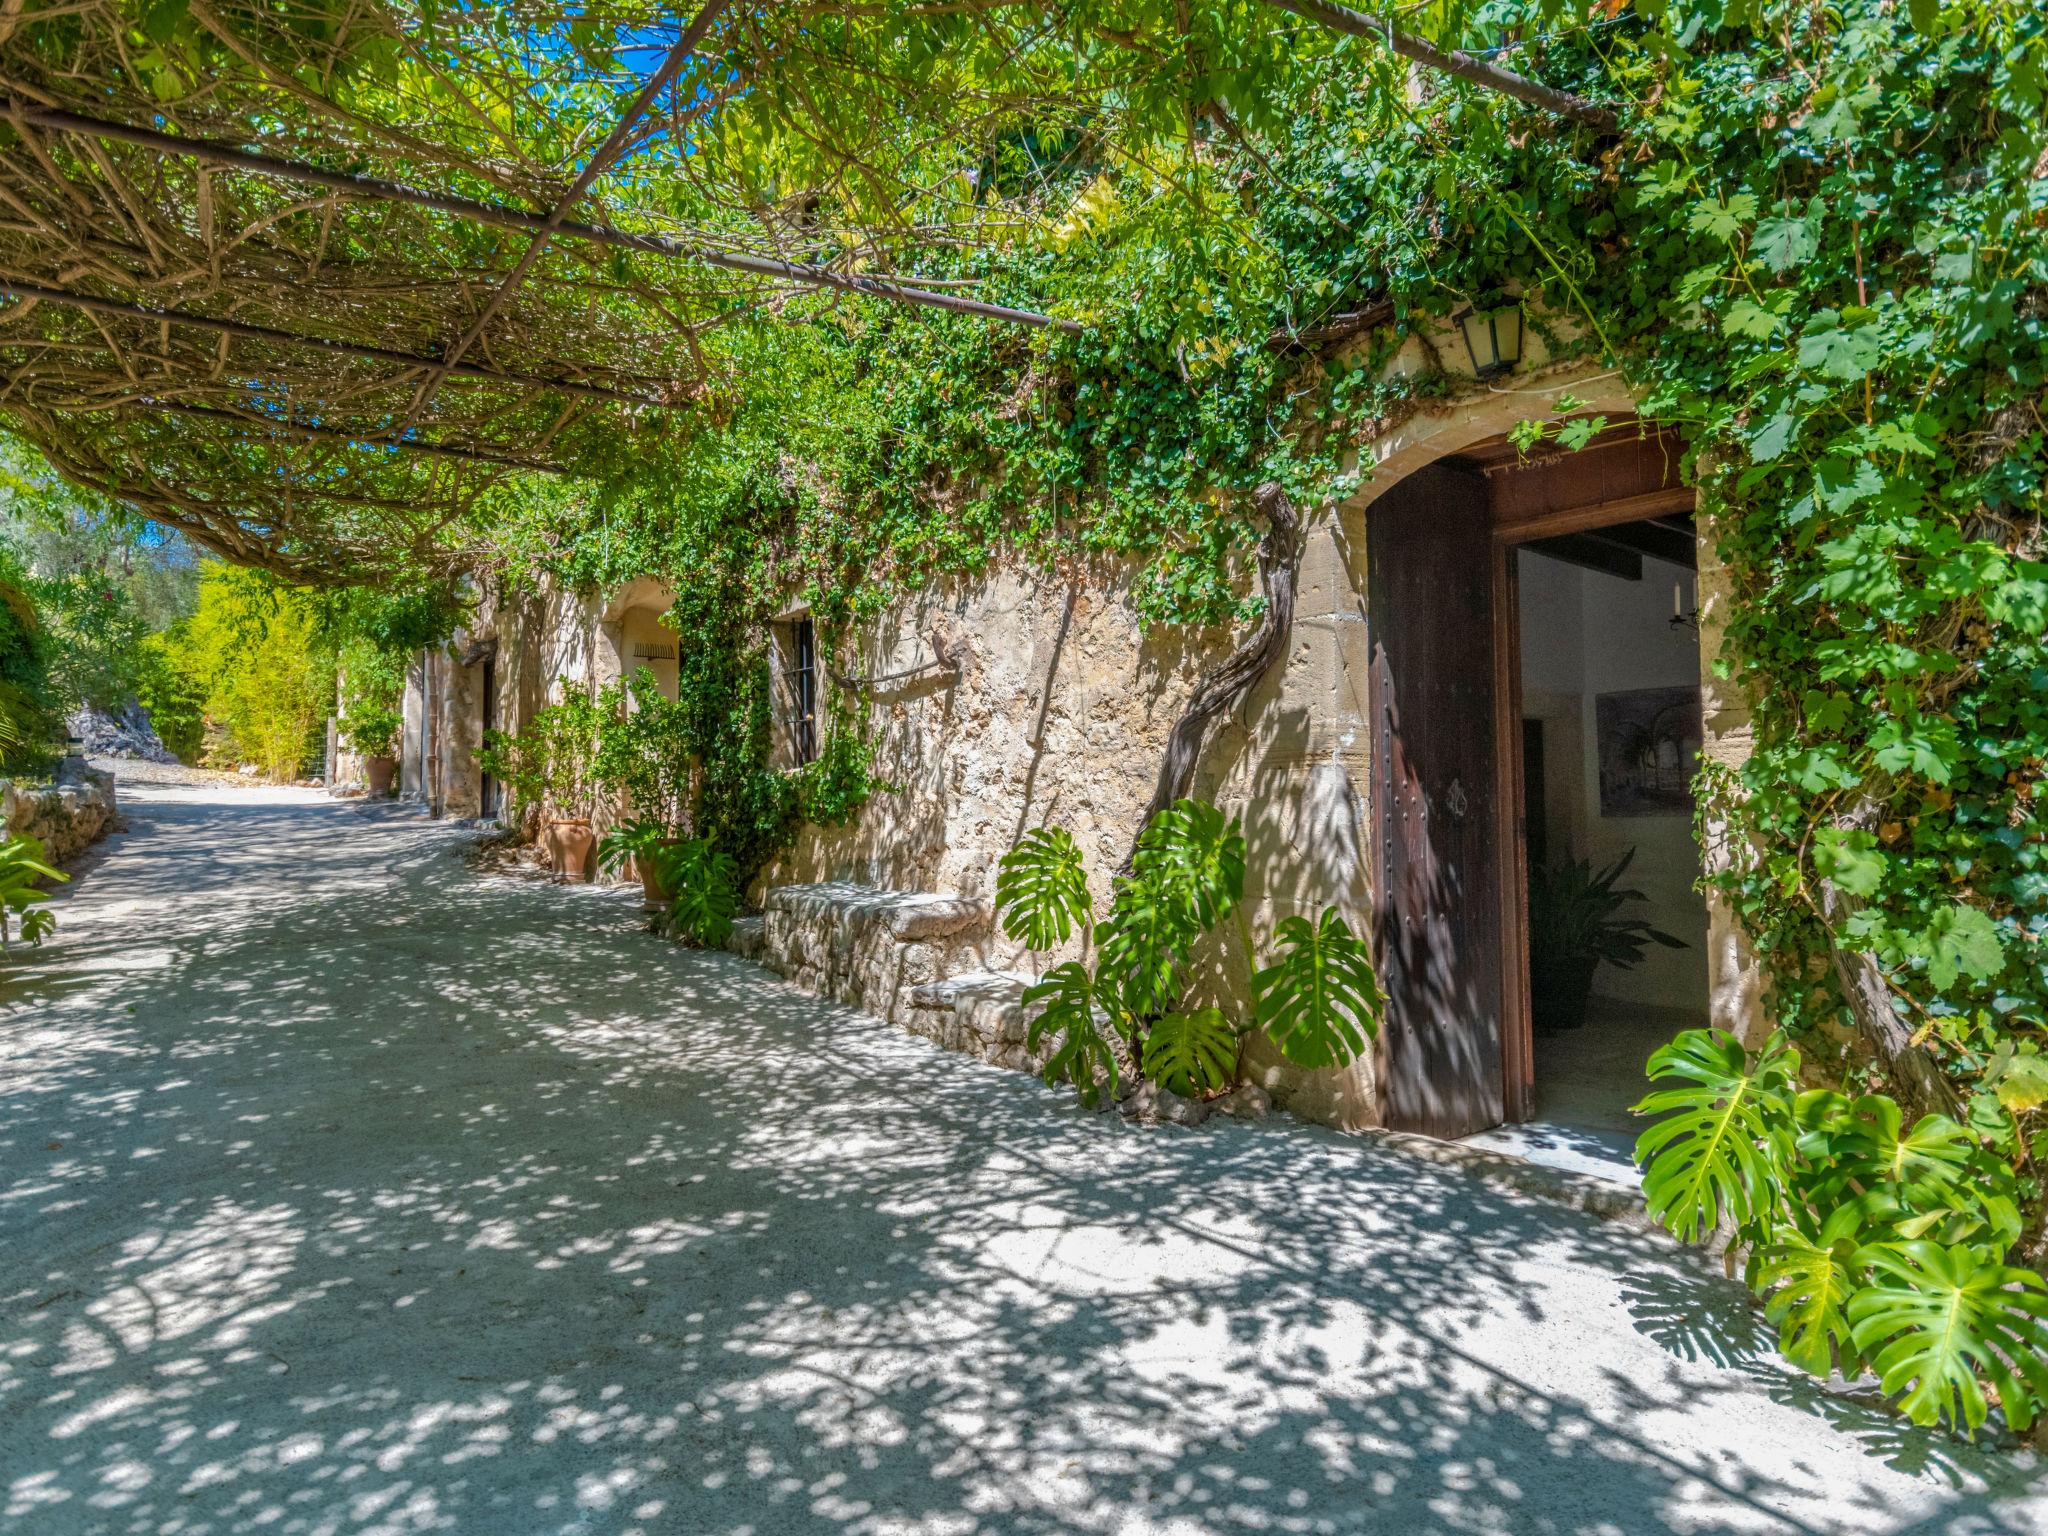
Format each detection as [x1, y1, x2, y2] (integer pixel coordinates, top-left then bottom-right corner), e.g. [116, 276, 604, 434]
[1366, 421, 1702, 1141]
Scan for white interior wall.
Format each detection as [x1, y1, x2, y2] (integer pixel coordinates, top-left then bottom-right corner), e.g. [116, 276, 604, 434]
[1517, 545, 1709, 1012]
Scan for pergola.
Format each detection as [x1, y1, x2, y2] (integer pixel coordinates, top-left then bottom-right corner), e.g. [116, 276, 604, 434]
[0, 0, 1610, 584]
[0, 0, 1081, 582]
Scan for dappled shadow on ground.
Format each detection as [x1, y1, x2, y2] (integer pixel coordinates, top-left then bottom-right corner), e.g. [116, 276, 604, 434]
[2, 786, 2042, 1535]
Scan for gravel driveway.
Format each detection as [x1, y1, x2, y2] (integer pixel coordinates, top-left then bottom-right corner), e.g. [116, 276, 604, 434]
[2, 778, 2042, 1535]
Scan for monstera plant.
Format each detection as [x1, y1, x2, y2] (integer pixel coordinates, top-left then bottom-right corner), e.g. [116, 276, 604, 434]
[1636, 1029, 2048, 1437]
[994, 799, 1382, 1106]
[0, 832, 63, 952]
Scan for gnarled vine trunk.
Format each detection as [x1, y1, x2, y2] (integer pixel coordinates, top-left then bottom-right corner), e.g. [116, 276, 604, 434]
[1122, 482, 1303, 873]
[1817, 794, 1966, 1123]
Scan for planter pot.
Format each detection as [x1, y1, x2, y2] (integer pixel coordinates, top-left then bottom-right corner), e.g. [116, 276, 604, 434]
[364, 754, 397, 797]
[636, 858, 674, 903]
[549, 818, 596, 883]
[1530, 952, 1599, 1033]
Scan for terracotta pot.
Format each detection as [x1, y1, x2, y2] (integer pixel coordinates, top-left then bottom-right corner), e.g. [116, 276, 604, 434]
[637, 860, 673, 903]
[549, 818, 596, 882]
[364, 754, 397, 797]
[636, 835, 687, 903]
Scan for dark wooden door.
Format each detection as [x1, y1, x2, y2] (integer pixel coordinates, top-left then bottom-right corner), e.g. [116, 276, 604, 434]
[479, 654, 499, 817]
[1367, 463, 1506, 1138]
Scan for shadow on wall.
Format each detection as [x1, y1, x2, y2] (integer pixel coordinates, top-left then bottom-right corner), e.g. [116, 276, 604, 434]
[0, 788, 2038, 1534]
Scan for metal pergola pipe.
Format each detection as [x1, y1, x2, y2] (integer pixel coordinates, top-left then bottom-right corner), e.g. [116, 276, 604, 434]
[0, 101, 1084, 334]
[0, 279, 663, 405]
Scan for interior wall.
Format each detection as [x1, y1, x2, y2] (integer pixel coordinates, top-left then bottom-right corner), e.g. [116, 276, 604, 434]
[1517, 546, 1709, 1012]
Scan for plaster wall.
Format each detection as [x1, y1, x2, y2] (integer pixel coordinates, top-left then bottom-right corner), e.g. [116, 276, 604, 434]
[1515, 546, 1710, 1012]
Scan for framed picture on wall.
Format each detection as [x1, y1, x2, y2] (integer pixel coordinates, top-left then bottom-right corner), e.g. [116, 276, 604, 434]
[1595, 686, 1702, 817]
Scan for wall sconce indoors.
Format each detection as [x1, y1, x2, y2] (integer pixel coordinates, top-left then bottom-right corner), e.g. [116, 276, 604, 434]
[1669, 580, 1700, 633]
[1456, 301, 1524, 380]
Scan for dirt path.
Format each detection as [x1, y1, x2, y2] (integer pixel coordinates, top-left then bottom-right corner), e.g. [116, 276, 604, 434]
[2, 780, 2042, 1535]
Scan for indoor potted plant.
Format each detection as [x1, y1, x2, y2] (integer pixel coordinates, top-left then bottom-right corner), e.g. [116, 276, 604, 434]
[1526, 848, 1687, 1031]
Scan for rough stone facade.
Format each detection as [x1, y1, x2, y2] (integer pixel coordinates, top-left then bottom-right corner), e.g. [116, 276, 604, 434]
[4, 758, 117, 863]
[400, 330, 1759, 1138]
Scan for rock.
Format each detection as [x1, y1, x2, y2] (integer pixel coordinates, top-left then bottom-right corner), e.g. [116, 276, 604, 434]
[724, 914, 766, 960]
[1120, 1081, 1212, 1127]
[1213, 1083, 1272, 1121]
[64, 702, 176, 764]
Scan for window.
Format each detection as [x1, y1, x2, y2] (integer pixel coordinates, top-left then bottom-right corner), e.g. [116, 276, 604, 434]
[777, 615, 818, 767]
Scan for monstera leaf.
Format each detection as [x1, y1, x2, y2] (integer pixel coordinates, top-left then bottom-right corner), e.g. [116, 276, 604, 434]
[1097, 878, 1194, 1019]
[1847, 1241, 2048, 1435]
[1023, 961, 1120, 1106]
[1251, 906, 1381, 1070]
[0, 832, 63, 951]
[1140, 1007, 1239, 1098]
[1131, 799, 1245, 931]
[1795, 1091, 2016, 1247]
[995, 825, 1093, 950]
[1633, 1029, 1797, 1244]
[1756, 1205, 1870, 1380]
[660, 838, 739, 947]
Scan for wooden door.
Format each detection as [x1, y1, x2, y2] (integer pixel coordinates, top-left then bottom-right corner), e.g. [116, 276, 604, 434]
[479, 654, 499, 817]
[1367, 464, 1507, 1137]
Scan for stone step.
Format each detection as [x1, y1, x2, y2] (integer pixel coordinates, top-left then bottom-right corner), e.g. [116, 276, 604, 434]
[764, 882, 984, 940]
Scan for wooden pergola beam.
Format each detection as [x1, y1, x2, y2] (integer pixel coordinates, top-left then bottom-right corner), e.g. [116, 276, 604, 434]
[0, 101, 1085, 334]
[0, 278, 664, 405]
[1259, 0, 1620, 131]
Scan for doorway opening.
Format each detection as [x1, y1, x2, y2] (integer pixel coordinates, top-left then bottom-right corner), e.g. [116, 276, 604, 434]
[1468, 516, 1709, 1180]
[479, 652, 499, 820]
[1366, 419, 1707, 1179]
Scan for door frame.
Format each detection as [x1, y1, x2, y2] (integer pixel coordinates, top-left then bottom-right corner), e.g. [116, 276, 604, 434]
[1365, 420, 1694, 1131]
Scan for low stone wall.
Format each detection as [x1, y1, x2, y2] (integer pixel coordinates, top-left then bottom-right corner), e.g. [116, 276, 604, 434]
[754, 882, 991, 1029]
[3, 759, 118, 863]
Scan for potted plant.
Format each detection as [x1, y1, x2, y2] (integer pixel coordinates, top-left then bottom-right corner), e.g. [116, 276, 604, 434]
[537, 690, 603, 881]
[1526, 848, 1688, 1032]
[342, 705, 402, 795]
[596, 817, 680, 902]
[592, 669, 692, 825]
[338, 641, 407, 797]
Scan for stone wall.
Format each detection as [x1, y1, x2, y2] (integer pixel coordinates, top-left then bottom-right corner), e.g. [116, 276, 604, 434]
[4, 759, 116, 863]
[398, 335, 1762, 1136]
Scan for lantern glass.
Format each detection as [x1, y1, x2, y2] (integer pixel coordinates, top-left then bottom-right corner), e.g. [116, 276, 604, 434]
[1457, 303, 1524, 379]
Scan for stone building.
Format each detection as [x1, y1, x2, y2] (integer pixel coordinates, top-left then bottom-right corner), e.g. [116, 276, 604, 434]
[399, 311, 1761, 1147]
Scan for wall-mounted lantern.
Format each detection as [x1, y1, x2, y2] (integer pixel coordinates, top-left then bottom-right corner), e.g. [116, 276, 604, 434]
[1455, 301, 1524, 380]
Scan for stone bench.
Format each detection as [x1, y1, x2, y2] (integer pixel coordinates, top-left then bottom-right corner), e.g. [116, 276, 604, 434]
[743, 882, 991, 1028]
